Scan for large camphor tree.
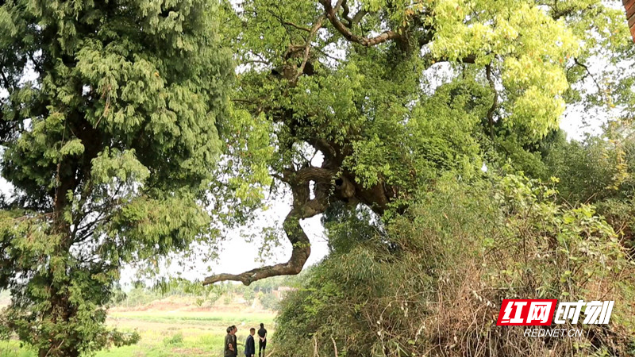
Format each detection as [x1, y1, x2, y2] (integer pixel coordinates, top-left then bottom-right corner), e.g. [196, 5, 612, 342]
[0, 1, 231, 356]
[0, 0, 633, 355]
[203, 0, 635, 286]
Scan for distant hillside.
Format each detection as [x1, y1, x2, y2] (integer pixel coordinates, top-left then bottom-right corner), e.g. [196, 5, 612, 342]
[110, 286, 296, 315]
[114, 294, 256, 314]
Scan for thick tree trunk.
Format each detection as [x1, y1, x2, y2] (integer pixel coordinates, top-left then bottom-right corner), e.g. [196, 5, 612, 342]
[38, 155, 82, 357]
[204, 168, 332, 285]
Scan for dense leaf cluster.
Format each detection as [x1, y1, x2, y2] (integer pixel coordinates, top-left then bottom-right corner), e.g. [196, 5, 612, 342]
[275, 174, 635, 356]
[0, 1, 231, 356]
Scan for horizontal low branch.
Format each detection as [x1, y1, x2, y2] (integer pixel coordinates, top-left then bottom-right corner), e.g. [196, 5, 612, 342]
[202, 196, 327, 286]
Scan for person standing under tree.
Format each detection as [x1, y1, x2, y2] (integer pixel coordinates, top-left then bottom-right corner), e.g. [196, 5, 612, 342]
[245, 328, 256, 357]
[232, 326, 238, 356]
[225, 326, 237, 357]
[257, 323, 267, 357]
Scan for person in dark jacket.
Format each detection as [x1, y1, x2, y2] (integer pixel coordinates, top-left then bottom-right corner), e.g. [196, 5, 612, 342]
[231, 325, 238, 355]
[244, 328, 256, 357]
[257, 323, 267, 357]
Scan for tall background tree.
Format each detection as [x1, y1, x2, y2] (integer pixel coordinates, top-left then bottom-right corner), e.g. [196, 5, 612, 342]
[0, 1, 231, 356]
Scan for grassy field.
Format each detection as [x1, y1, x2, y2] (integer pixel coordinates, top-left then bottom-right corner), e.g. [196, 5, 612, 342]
[0, 310, 277, 357]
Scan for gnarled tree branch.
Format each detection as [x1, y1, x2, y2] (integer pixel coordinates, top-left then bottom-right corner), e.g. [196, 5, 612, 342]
[203, 166, 335, 286]
[319, 0, 400, 47]
[202, 196, 327, 286]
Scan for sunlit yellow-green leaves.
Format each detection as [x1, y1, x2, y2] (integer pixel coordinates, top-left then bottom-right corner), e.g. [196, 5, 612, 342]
[431, 0, 578, 138]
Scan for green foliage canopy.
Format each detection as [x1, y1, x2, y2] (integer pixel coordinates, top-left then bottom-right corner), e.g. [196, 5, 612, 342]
[204, 0, 635, 285]
[0, 1, 231, 356]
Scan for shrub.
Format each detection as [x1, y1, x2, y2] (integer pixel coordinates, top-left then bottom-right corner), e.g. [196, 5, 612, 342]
[162, 332, 184, 346]
[260, 292, 280, 311]
[274, 174, 635, 357]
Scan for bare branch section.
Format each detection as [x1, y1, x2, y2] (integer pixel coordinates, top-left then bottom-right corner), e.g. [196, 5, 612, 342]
[319, 0, 401, 47]
[292, 16, 325, 83]
[203, 167, 333, 286]
[202, 207, 320, 286]
[485, 64, 498, 140]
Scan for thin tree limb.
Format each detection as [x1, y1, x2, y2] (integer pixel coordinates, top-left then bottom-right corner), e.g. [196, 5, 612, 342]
[319, 0, 400, 47]
[351, 9, 368, 25]
[292, 16, 325, 83]
[485, 64, 498, 140]
[331, 336, 339, 357]
[574, 57, 606, 102]
[282, 21, 312, 32]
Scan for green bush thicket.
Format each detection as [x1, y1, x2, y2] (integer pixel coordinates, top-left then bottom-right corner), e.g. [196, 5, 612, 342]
[274, 174, 635, 357]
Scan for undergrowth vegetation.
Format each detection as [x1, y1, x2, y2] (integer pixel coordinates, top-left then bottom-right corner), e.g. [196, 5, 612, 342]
[274, 174, 635, 357]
